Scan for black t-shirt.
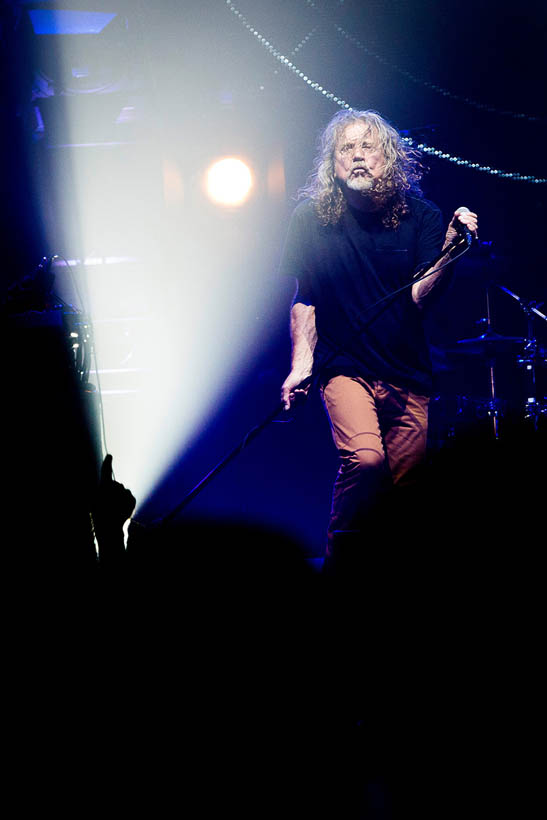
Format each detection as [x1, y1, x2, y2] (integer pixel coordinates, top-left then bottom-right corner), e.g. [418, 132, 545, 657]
[279, 196, 445, 395]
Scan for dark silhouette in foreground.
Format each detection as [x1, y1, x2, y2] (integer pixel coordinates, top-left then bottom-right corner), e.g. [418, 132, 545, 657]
[4, 311, 544, 820]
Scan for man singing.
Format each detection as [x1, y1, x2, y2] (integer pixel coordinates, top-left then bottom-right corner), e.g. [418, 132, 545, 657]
[279, 109, 478, 570]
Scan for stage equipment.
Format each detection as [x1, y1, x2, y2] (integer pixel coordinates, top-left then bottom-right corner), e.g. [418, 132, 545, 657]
[439, 287, 518, 439]
[436, 282, 546, 440]
[3, 254, 104, 450]
[28, 9, 118, 36]
[441, 332, 526, 356]
[4, 255, 105, 565]
[496, 284, 547, 427]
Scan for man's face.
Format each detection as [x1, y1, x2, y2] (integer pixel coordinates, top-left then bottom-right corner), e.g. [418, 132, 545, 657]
[334, 121, 386, 193]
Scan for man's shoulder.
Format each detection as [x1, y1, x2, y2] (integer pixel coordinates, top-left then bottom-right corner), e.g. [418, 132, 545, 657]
[407, 195, 442, 220]
[284, 198, 325, 241]
[290, 197, 318, 222]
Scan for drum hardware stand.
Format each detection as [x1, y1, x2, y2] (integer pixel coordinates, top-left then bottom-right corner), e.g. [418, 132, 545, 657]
[484, 287, 502, 439]
[495, 284, 547, 428]
[464, 287, 505, 439]
[438, 293, 526, 441]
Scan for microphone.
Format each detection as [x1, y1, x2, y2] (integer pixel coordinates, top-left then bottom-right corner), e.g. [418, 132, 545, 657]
[453, 206, 473, 246]
[412, 206, 474, 279]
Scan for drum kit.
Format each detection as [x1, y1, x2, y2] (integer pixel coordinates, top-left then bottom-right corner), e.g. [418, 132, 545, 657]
[430, 282, 546, 445]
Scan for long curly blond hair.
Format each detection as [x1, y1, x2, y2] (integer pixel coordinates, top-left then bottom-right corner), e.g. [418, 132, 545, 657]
[298, 109, 424, 230]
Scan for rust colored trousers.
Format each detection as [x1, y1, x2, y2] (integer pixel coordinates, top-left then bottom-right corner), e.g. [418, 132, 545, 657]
[321, 374, 429, 556]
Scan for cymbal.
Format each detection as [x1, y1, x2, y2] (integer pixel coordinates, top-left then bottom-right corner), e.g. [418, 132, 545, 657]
[441, 331, 526, 356]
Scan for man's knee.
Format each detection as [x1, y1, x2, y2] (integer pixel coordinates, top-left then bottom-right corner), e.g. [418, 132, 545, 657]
[343, 446, 385, 477]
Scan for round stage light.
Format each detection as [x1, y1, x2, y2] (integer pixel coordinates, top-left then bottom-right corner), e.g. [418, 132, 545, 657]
[205, 157, 253, 206]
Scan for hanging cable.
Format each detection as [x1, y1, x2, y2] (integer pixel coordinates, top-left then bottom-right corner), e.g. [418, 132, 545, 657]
[333, 24, 546, 125]
[290, 26, 318, 57]
[225, 1, 547, 184]
[301, 0, 545, 123]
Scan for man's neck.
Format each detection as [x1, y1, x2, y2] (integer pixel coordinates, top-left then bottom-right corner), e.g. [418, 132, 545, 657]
[344, 188, 382, 213]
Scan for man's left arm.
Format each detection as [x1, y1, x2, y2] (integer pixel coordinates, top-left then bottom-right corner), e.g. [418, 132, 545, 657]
[412, 208, 478, 309]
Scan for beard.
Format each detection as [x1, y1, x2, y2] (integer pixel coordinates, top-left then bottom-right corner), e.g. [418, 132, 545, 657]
[343, 172, 396, 212]
[345, 172, 376, 193]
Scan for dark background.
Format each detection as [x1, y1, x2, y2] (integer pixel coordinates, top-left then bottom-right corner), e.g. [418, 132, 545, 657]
[2, 0, 546, 554]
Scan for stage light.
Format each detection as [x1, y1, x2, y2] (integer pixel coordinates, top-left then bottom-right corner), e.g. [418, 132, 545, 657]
[28, 10, 118, 36]
[205, 157, 254, 206]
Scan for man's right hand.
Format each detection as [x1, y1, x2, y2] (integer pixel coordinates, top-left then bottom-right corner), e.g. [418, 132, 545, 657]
[281, 370, 312, 411]
[282, 302, 317, 410]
